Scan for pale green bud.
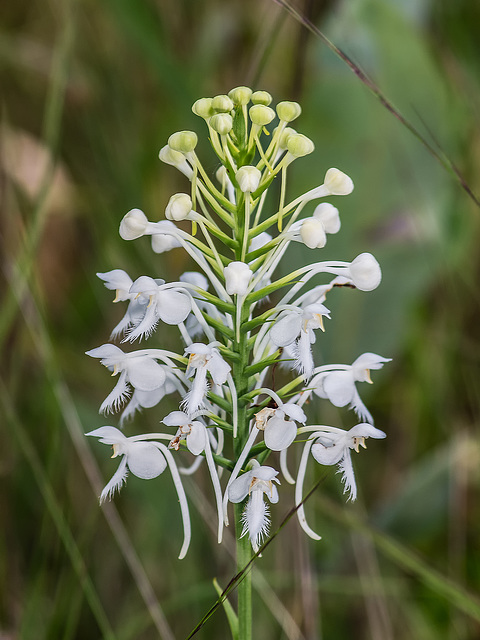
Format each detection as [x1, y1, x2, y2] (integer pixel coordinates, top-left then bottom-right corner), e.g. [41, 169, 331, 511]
[228, 86, 252, 105]
[165, 193, 193, 221]
[168, 130, 198, 153]
[216, 165, 228, 184]
[210, 113, 233, 135]
[324, 168, 354, 195]
[192, 98, 214, 119]
[236, 166, 261, 193]
[159, 144, 186, 166]
[212, 94, 234, 113]
[276, 101, 302, 122]
[276, 126, 296, 150]
[251, 90, 272, 106]
[249, 104, 276, 126]
[286, 133, 315, 157]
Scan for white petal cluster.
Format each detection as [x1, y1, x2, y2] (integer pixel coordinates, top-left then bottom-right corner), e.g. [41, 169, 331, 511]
[86, 87, 390, 560]
[228, 461, 280, 552]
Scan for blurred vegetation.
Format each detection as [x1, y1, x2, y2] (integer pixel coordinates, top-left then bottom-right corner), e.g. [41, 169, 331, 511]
[1, 0, 480, 638]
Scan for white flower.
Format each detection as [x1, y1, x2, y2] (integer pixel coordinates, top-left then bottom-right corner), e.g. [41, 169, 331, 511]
[270, 303, 331, 379]
[299, 203, 340, 249]
[255, 401, 306, 451]
[126, 276, 191, 341]
[310, 423, 386, 501]
[163, 410, 207, 455]
[86, 344, 167, 413]
[87, 426, 191, 558]
[228, 461, 280, 552]
[224, 261, 253, 295]
[163, 410, 225, 543]
[97, 270, 148, 339]
[86, 426, 166, 500]
[312, 353, 391, 422]
[183, 343, 231, 414]
[86, 427, 168, 502]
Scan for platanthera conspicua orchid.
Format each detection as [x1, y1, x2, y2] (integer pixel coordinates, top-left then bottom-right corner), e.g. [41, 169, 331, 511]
[85, 87, 391, 638]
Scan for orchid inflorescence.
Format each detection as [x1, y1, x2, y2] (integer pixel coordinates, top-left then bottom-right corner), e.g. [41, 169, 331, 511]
[86, 87, 390, 559]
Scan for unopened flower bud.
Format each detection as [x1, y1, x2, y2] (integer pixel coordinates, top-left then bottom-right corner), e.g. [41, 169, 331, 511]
[276, 101, 301, 122]
[120, 208, 149, 240]
[313, 203, 340, 234]
[168, 130, 198, 154]
[276, 126, 296, 150]
[216, 165, 228, 184]
[300, 218, 327, 249]
[224, 261, 253, 295]
[165, 193, 193, 221]
[212, 94, 234, 113]
[236, 166, 261, 193]
[210, 113, 233, 135]
[228, 86, 252, 105]
[249, 105, 276, 127]
[251, 91, 272, 106]
[159, 145, 186, 167]
[349, 253, 381, 291]
[287, 133, 315, 157]
[192, 97, 214, 119]
[324, 168, 354, 195]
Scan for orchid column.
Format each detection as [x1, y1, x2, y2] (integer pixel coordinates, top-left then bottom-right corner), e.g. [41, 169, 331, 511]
[86, 86, 390, 640]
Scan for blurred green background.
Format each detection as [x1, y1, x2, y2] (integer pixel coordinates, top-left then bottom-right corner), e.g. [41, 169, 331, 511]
[1, 0, 480, 638]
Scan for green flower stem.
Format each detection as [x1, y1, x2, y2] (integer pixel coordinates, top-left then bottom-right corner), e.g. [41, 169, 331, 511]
[231, 191, 255, 637]
[235, 504, 252, 640]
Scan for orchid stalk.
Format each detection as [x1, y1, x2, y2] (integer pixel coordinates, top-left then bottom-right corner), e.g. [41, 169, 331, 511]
[86, 86, 390, 639]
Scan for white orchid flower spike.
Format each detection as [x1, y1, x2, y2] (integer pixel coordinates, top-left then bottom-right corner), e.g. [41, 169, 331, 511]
[86, 344, 167, 414]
